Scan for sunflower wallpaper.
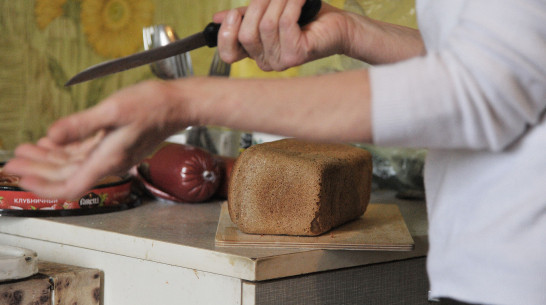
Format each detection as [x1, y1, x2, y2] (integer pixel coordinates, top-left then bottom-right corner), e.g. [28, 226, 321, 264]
[0, 0, 416, 151]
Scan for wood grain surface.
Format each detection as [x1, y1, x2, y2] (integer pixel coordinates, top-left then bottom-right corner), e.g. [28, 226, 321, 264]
[216, 202, 414, 251]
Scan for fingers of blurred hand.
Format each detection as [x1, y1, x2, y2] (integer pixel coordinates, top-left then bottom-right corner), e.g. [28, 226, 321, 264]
[4, 129, 111, 198]
[36, 137, 58, 149]
[15, 175, 71, 199]
[4, 156, 80, 185]
[13, 143, 70, 165]
[47, 101, 117, 145]
[50, 125, 148, 198]
[218, 9, 248, 63]
[14, 130, 105, 166]
[5, 132, 120, 199]
[16, 174, 90, 200]
[61, 129, 106, 161]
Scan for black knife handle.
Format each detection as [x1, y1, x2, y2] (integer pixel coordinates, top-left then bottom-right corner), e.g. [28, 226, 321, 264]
[298, 0, 322, 26]
[203, 23, 221, 47]
[203, 0, 322, 47]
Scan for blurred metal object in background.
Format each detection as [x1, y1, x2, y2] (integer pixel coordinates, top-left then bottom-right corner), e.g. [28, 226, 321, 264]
[143, 26, 233, 155]
[208, 49, 230, 77]
[143, 25, 193, 79]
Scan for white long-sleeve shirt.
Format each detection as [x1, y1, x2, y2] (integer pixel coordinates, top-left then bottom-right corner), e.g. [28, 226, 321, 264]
[370, 1, 546, 304]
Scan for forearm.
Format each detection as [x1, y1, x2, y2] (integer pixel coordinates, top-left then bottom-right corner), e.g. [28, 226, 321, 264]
[167, 69, 372, 143]
[341, 12, 425, 64]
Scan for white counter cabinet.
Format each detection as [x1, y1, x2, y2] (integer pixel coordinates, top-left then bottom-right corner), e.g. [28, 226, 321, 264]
[0, 190, 429, 304]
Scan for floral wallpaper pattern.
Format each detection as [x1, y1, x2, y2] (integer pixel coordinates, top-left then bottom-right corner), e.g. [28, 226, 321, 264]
[35, 0, 155, 58]
[80, 0, 154, 57]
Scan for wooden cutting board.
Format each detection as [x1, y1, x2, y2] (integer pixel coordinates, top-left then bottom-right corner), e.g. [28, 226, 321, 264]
[215, 203, 414, 251]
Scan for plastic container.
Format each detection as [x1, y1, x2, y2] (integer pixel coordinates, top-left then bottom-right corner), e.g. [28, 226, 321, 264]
[0, 162, 138, 216]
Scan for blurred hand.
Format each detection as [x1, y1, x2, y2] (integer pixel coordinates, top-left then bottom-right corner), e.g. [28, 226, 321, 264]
[4, 81, 187, 199]
[213, 1, 348, 71]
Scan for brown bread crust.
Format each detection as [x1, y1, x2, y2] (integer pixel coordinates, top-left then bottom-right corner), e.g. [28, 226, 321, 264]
[228, 139, 372, 236]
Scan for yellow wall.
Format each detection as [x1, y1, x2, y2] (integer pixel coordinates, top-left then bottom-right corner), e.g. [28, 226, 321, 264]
[0, 0, 415, 150]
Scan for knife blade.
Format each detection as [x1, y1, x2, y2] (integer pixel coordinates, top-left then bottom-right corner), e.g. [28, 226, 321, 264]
[65, 0, 321, 86]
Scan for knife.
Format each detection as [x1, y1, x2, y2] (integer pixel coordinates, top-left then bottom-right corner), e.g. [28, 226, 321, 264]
[65, 0, 321, 86]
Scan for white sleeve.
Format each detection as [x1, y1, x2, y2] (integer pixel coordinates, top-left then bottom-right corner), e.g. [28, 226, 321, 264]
[370, 0, 546, 151]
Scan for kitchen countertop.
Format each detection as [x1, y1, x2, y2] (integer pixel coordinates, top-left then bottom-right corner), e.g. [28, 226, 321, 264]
[0, 190, 428, 281]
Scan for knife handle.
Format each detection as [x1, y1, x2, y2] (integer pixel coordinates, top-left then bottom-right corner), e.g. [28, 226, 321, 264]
[298, 0, 322, 27]
[203, 0, 322, 47]
[203, 23, 221, 47]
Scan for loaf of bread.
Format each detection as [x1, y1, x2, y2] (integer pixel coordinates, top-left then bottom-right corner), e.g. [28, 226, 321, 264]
[228, 139, 373, 236]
